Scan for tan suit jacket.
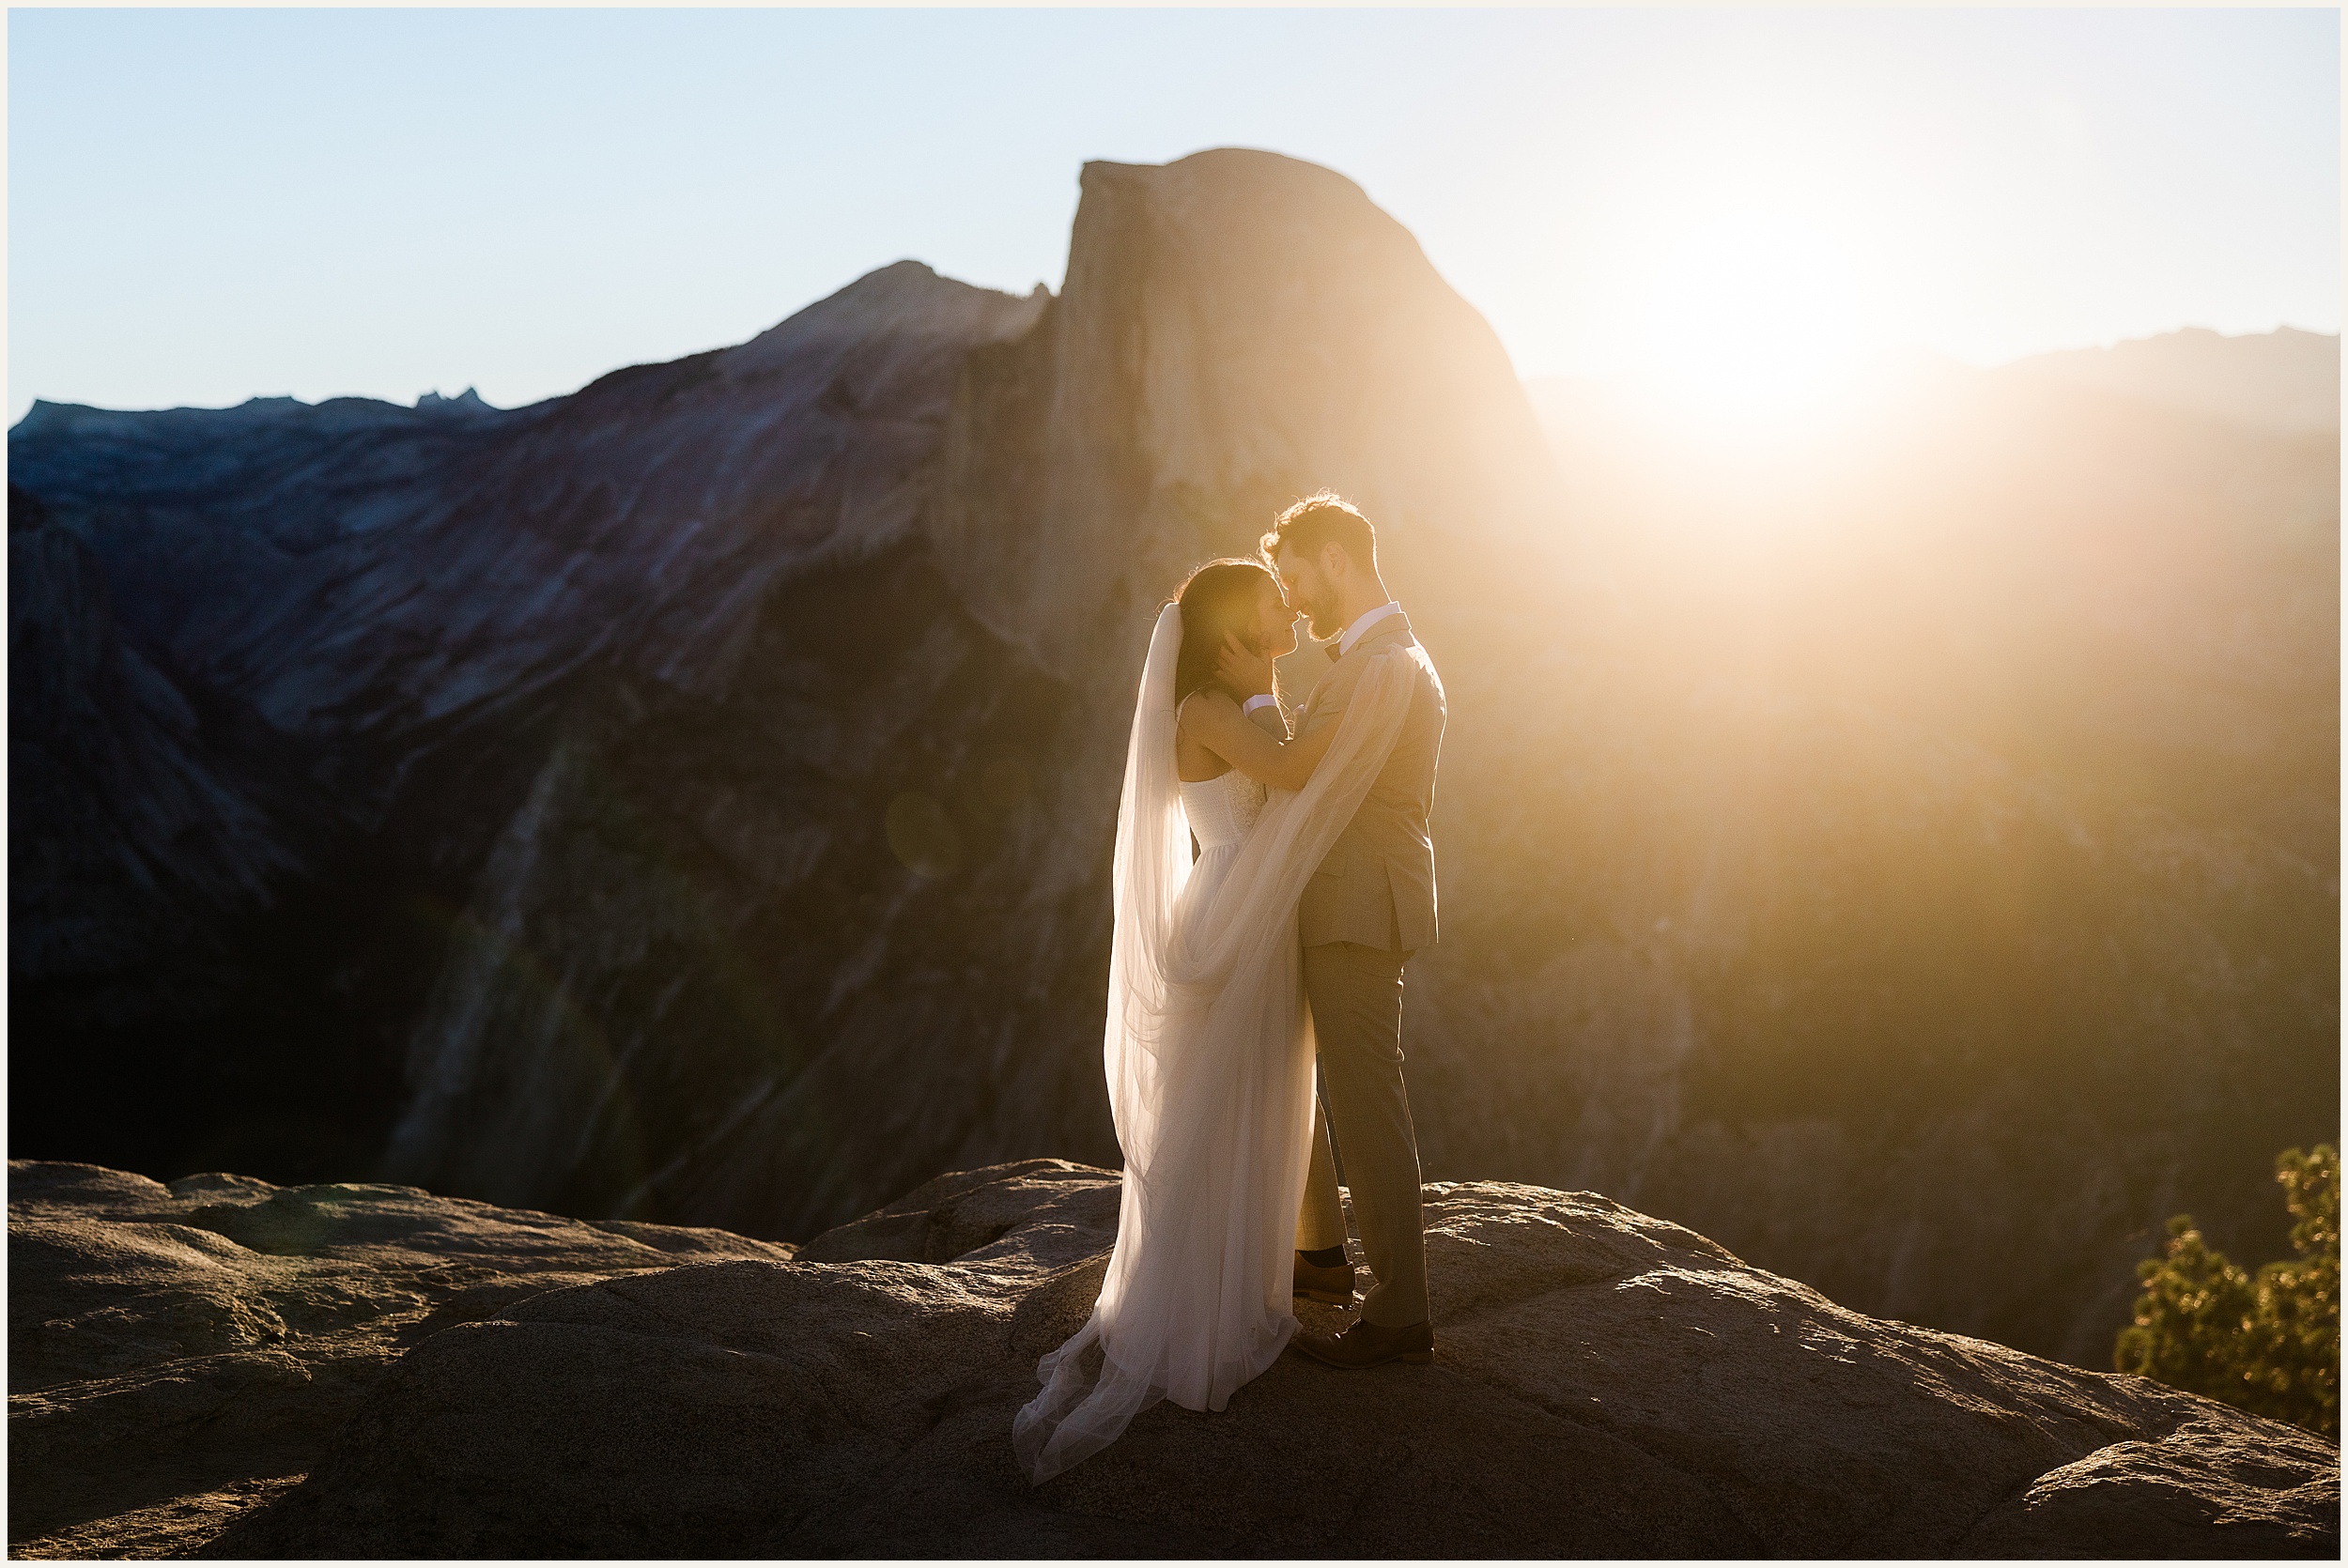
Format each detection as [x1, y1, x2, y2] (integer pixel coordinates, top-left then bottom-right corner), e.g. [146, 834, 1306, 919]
[1293, 613, 1445, 953]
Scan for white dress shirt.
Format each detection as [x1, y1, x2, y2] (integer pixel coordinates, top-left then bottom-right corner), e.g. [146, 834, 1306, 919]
[1336, 600, 1403, 656]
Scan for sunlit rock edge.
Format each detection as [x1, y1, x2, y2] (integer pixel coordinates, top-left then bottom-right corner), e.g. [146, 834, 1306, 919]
[8, 1157, 2335, 1560]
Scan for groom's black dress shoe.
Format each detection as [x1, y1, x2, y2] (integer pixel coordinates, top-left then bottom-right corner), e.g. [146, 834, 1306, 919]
[1292, 1253, 1357, 1304]
[1295, 1316, 1435, 1369]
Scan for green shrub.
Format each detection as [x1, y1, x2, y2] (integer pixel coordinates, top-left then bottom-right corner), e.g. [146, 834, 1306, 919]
[2115, 1144, 2338, 1438]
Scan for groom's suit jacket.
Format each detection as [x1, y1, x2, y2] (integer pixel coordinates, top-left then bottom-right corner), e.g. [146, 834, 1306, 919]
[1294, 614, 1445, 954]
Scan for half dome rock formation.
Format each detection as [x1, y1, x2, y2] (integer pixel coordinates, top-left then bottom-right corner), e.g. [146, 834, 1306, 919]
[8, 1159, 2336, 1559]
[9, 146, 2336, 1374]
[930, 149, 1560, 683]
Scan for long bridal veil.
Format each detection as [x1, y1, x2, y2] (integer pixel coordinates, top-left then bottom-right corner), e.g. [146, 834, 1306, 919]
[1013, 603, 1417, 1484]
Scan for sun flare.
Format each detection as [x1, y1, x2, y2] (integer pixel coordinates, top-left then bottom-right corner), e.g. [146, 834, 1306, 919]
[1630, 208, 1876, 433]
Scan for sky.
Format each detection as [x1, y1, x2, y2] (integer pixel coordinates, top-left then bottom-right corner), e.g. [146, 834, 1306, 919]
[8, 8, 2340, 423]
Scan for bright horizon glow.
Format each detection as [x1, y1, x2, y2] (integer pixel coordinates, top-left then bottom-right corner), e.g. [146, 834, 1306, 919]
[1628, 208, 1878, 428]
[8, 9, 2339, 425]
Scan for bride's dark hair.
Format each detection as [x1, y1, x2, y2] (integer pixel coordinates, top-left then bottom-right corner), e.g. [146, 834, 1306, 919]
[1172, 558, 1282, 707]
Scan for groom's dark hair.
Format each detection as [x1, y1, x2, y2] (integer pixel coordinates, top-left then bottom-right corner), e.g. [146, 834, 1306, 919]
[1260, 492, 1377, 574]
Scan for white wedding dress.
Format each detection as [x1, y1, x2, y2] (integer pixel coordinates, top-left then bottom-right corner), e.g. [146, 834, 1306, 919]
[1012, 604, 1417, 1484]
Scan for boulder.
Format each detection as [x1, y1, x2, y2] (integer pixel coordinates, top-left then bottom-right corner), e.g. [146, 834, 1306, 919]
[8, 1158, 2333, 1558]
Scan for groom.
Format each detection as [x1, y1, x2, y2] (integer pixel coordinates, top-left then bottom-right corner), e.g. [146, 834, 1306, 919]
[1224, 492, 1445, 1369]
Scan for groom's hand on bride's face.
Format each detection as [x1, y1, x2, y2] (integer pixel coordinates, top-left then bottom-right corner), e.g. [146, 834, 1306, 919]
[1216, 633, 1275, 698]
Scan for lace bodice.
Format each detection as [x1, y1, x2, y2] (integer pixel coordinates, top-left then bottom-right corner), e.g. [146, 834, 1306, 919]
[1179, 769, 1266, 851]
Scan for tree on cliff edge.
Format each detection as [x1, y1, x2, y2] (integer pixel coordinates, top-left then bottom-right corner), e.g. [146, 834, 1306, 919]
[2116, 1145, 2339, 1438]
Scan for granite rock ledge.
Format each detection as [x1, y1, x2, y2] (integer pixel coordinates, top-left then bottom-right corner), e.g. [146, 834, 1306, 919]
[8, 1157, 2336, 1558]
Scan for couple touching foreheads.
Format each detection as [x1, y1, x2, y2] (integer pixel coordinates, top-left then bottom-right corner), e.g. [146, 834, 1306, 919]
[1014, 492, 1446, 1484]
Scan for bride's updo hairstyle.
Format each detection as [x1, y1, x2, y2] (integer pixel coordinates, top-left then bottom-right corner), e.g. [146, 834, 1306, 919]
[1172, 558, 1281, 706]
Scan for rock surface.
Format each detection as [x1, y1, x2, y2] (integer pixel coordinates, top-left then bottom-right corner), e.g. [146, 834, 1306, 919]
[8, 1159, 2336, 1559]
[7, 1159, 793, 1553]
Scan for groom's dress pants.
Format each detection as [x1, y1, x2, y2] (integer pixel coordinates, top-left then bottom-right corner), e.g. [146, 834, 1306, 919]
[1298, 940, 1430, 1329]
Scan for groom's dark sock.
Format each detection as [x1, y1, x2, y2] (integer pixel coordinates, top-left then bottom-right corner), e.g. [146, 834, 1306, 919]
[1299, 1246, 1348, 1268]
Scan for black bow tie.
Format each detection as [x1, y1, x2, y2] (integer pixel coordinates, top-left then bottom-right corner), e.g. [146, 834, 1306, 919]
[1323, 640, 1344, 663]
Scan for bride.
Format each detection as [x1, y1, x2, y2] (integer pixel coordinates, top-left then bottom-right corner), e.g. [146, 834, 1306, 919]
[1012, 556, 1418, 1484]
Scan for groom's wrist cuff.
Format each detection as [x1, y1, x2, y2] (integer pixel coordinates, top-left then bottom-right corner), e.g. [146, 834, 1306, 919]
[1243, 694, 1279, 715]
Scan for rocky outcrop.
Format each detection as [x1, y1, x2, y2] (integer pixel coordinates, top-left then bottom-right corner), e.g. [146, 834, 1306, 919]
[8, 1159, 2335, 1559]
[7, 1158, 794, 1556]
[9, 148, 2336, 1369]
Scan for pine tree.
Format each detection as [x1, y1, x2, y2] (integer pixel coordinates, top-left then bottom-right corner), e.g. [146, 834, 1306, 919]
[2115, 1145, 2339, 1439]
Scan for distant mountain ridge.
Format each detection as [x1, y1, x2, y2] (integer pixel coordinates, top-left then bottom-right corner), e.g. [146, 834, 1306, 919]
[2007, 325, 2338, 436]
[1523, 326, 2340, 445]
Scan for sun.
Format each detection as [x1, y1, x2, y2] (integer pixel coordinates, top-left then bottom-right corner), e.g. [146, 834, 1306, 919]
[1630, 208, 1876, 433]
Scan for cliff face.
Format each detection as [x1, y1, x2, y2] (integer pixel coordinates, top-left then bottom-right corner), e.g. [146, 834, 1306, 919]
[8, 149, 2336, 1369]
[931, 151, 1558, 684]
[9, 487, 295, 990]
[8, 1160, 2335, 1559]
[12, 259, 1084, 1226]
